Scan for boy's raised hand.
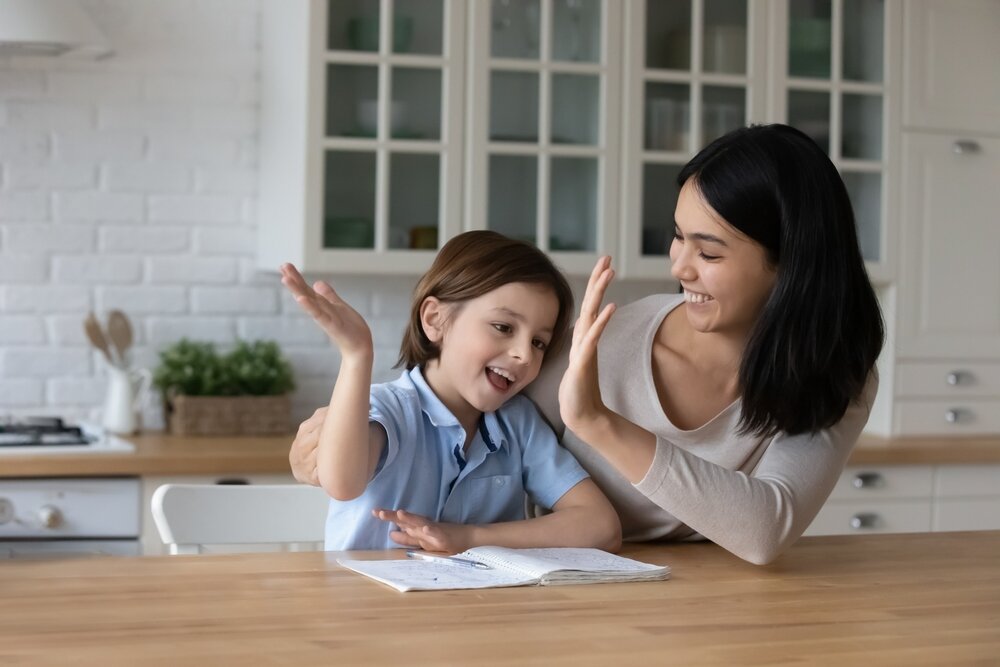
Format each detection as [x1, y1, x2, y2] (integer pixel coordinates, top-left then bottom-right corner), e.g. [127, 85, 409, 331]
[280, 263, 373, 358]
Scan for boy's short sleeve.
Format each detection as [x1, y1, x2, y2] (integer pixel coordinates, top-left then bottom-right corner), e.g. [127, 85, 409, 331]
[514, 399, 589, 510]
[367, 384, 407, 477]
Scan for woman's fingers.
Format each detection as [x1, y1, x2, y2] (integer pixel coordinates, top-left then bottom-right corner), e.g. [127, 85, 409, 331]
[578, 303, 616, 358]
[578, 259, 615, 326]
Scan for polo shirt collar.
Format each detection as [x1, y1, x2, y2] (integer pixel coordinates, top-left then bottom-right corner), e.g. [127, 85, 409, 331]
[409, 366, 507, 452]
[409, 365, 461, 428]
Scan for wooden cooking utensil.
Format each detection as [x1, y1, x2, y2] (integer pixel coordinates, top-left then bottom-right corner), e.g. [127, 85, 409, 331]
[106, 309, 134, 367]
[84, 312, 116, 366]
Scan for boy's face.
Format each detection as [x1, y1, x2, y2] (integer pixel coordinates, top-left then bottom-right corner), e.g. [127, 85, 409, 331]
[421, 282, 559, 432]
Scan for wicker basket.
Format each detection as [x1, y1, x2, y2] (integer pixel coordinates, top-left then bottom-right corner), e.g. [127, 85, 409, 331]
[165, 393, 292, 436]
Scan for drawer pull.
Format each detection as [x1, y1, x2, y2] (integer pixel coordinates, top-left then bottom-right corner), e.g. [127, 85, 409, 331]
[852, 472, 883, 489]
[944, 409, 961, 423]
[952, 140, 981, 154]
[946, 371, 962, 386]
[850, 513, 879, 530]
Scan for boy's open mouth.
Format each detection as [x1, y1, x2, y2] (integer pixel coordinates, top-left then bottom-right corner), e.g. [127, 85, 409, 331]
[486, 366, 514, 391]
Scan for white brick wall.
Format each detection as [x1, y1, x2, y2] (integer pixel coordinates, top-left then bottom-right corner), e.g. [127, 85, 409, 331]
[0, 0, 663, 431]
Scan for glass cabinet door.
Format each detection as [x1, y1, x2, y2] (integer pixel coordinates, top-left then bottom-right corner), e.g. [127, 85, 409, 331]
[622, 0, 755, 278]
[467, 0, 622, 274]
[320, 0, 463, 267]
[782, 0, 889, 274]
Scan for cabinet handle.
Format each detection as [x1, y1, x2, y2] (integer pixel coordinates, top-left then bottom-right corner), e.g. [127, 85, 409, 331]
[946, 371, 963, 386]
[850, 513, 879, 530]
[944, 409, 961, 423]
[852, 472, 883, 489]
[952, 140, 981, 154]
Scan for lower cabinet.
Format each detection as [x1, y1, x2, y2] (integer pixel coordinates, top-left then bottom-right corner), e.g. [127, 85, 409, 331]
[140, 473, 309, 556]
[806, 464, 1000, 536]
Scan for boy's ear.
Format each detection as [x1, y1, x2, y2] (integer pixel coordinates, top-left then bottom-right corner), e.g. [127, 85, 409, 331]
[419, 296, 446, 343]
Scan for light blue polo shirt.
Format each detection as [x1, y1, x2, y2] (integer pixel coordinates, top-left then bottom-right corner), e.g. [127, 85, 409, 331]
[324, 366, 590, 550]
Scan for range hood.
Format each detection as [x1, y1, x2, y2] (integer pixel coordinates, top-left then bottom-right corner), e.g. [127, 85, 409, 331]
[0, 0, 112, 59]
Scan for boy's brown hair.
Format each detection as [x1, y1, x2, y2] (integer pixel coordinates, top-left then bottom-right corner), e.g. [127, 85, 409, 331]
[396, 231, 574, 369]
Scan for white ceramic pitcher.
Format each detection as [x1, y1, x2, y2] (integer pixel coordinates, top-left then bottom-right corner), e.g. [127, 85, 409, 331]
[102, 366, 152, 435]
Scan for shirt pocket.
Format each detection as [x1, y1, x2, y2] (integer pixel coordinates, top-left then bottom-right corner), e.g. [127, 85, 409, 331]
[460, 474, 525, 523]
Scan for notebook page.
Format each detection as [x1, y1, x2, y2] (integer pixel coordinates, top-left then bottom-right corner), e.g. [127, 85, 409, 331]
[337, 558, 535, 592]
[461, 547, 666, 579]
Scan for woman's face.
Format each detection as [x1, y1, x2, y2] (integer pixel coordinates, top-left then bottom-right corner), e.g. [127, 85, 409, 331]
[669, 180, 777, 338]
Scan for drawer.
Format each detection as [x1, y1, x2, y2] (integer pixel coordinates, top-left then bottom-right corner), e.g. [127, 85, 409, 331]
[896, 362, 1000, 398]
[827, 465, 933, 500]
[894, 399, 1000, 435]
[934, 464, 1000, 497]
[805, 500, 932, 536]
[933, 498, 1000, 532]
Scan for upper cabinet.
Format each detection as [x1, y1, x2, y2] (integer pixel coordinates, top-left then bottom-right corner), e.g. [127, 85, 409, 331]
[619, 0, 764, 278]
[903, 0, 1000, 134]
[258, 0, 466, 274]
[464, 0, 624, 275]
[775, 0, 899, 281]
[259, 0, 899, 278]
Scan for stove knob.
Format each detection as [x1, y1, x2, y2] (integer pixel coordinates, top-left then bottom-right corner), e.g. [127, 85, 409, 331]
[0, 498, 13, 525]
[38, 505, 63, 529]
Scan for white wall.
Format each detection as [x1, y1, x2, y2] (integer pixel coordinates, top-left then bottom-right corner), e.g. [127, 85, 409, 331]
[0, 0, 665, 428]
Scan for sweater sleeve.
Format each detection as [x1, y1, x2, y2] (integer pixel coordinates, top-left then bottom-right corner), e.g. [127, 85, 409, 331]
[633, 373, 878, 565]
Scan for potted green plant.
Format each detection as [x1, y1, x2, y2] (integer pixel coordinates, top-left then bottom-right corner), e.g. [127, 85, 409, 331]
[153, 339, 296, 436]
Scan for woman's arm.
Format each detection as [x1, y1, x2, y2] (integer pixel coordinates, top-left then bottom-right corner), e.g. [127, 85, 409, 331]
[373, 478, 622, 553]
[280, 264, 384, 500]
[629, 377, 876, 564]
[558, 257, 876, 564]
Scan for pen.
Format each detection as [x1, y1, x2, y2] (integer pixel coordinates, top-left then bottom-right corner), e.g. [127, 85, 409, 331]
[405, 550, 491, 570]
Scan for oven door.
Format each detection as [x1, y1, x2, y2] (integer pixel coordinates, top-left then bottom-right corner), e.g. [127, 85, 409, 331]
[2, 539, 141, 559]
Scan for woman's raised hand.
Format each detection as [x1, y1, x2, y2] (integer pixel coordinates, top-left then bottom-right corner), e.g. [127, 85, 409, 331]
[280, 263, 373, 359]
[559, 255, 617, 433]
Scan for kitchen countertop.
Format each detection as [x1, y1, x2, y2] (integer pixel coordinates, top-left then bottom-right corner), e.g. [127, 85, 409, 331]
[2, 531, 999, 664]
[1, 432, 999, 478]
[0, 432, 295, 478]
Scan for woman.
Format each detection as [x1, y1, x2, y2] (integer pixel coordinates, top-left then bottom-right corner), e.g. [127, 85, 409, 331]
[288, 124, 884, 564]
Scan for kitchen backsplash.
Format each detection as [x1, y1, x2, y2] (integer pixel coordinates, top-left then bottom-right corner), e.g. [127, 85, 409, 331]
[0, 0, 665, 428]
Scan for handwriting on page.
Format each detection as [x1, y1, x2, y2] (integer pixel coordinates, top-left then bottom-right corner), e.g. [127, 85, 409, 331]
[484, 548, 663, 575]
[338, 559, 532, 591]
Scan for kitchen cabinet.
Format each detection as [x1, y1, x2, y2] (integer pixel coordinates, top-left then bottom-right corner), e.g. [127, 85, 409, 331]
[258, 0, 466, 274]
[902, 0, 1000, 134]
[259, 0, 621, 276]
[805, 463, 1000, 535]
[464, 0, 624, 275]
[258, 0, 898, 279]
[622, 0, 898, 280]
[140, 473, 306, 555]
[933, 465, 1000, 531]
[890, 0, 1000, 435]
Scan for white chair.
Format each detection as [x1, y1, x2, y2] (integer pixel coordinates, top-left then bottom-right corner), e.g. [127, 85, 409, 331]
[151, 484, 329, 555]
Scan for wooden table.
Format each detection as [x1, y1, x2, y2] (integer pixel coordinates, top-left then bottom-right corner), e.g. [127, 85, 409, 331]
[3, 532, 998, 665]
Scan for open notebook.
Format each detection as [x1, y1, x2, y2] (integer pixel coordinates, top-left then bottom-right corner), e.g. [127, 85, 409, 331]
[337, 546, 670, 592]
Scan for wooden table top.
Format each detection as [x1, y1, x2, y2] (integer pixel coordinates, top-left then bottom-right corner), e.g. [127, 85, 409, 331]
[3, 531, 998, 665]
[2, 431, 1000, 478]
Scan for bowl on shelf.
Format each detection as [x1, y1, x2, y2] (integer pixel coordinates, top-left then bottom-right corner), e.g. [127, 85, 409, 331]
[324, 217, 374, 249]
[347, 16, 414, 53]
[357, 100, 408, 136]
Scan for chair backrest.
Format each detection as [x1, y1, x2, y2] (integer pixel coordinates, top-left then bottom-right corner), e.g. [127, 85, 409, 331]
[151, 484, 329, 555]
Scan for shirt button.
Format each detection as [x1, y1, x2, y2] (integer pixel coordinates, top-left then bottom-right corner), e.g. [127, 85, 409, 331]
[495, 478, 505, 486]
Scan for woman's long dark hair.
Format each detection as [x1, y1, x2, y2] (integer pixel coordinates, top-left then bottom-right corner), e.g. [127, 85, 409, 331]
[678, 124, 884, 437]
